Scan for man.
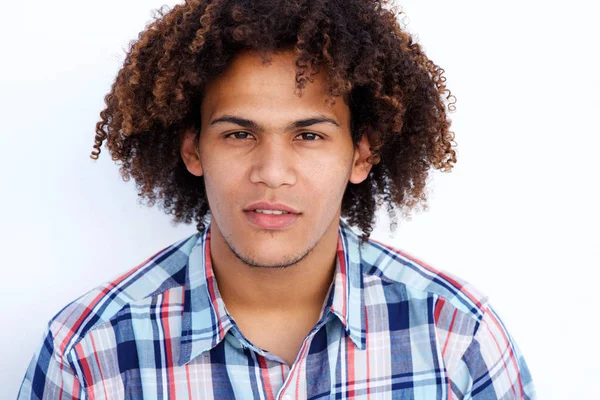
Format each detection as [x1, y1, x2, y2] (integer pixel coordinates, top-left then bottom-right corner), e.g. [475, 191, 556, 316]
[18, 0, 535, 398]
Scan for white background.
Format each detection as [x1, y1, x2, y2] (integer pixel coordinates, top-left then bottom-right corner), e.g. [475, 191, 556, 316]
[1, 0, 598, 398]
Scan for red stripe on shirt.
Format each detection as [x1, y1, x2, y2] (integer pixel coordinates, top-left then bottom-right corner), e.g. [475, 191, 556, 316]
[89, 331, 109, 399]
[161, 290, 177, 399]
[347, 329, 356, 397]
[337, 236, 348, 324]
[72, 373, 82, 399]
[485, 312, 525, 397]
[58, 247, 167, 354]
[277, 337, 311, 398]
[258, 355, 275, 400]
[185, 363, 192, 398]
[204, 232, 225, 339]
[434, 297, 446, 324]
[442, 309, 458, 357]
[74, 344, 95, 400]
[58, 358, 65, 400]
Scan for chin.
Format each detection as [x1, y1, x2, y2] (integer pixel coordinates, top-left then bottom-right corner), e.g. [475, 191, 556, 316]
[240, 243, 308, 268]
[248, 245, 293, 260]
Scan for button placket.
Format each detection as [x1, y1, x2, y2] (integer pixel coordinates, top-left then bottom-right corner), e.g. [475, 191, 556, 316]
[276, 313, 333, 400]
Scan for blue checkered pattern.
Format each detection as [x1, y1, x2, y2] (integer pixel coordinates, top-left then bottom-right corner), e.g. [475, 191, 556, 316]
[18, 218, 535, 399]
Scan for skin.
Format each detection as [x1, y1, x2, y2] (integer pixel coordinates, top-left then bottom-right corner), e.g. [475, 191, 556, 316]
[180, 49, 373, 366]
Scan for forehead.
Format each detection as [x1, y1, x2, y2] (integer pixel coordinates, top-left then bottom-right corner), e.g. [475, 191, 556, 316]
[200, 50, 348, 122]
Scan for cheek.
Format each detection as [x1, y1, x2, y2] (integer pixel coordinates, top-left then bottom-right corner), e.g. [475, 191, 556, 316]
[201, 155, 243, 202]
[303, 156, 352, 199]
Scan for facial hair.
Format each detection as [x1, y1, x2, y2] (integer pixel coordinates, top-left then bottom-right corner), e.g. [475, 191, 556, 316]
[220, 228, 320, 269]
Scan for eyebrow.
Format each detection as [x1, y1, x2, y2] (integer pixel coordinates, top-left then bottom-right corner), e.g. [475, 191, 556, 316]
[207, 114, 341, 130]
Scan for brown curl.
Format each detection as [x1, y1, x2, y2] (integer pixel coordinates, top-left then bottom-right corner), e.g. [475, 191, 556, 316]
[91, 0, 458, 243]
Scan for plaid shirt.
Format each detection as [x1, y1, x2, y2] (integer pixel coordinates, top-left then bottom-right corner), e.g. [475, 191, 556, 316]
[18, 219, 535, 399]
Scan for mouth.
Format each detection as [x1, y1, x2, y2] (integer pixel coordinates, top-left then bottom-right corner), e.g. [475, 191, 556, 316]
[244, 209, 300, 230]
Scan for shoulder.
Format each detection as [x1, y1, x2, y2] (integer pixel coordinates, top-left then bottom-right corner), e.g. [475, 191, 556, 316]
[45, 231, 201, 357]
[358, 237, 487, 363]
[358, 236, 537, 396]
[360, 236, 490, 322]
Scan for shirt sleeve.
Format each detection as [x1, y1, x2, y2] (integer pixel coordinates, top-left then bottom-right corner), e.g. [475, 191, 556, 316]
[17, 324, 87, 400]
[461, 304, 536, 399]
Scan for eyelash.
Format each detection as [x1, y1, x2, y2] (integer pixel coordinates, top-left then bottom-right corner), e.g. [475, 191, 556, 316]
[224, 131, 324, 141]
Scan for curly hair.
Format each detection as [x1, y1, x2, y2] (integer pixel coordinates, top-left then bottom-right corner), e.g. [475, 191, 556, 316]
[91, 0, 457, 243]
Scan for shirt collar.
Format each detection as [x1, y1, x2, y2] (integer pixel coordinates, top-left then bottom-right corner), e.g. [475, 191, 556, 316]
[178, 218, 366, 367]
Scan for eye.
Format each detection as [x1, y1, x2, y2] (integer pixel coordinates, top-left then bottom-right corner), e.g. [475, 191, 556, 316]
[296, 132, 323, 141]
[224, 131, 254, 140]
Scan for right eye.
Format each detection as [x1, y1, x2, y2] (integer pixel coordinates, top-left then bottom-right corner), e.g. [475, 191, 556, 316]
[224, 131, 254, 140]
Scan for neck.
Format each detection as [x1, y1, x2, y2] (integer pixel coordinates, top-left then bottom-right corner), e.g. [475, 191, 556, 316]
[209, 217, 340, 315]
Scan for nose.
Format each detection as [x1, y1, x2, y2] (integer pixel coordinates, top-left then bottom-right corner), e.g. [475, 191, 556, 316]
[249, 137, 297, 188]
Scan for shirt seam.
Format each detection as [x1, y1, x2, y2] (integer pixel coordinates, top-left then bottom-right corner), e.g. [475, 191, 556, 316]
[56, 282, 185, 356]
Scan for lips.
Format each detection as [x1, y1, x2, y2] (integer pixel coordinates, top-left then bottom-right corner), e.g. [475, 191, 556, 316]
[244, 201, 300, 214]
[244, 209, 299, 230]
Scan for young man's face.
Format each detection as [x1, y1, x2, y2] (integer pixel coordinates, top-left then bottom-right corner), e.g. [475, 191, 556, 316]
[181, 49, 372, 268]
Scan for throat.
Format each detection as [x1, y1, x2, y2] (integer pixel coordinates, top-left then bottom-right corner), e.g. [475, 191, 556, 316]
[230, 307, 324, 367]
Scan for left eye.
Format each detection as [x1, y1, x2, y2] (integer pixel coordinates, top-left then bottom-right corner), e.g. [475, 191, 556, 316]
[296, 132, 322, 141]
[225, 131, 253, 140]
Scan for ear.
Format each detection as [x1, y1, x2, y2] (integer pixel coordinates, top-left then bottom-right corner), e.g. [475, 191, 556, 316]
[180, 127, 204, 177]
[349, 134, 374, 184]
